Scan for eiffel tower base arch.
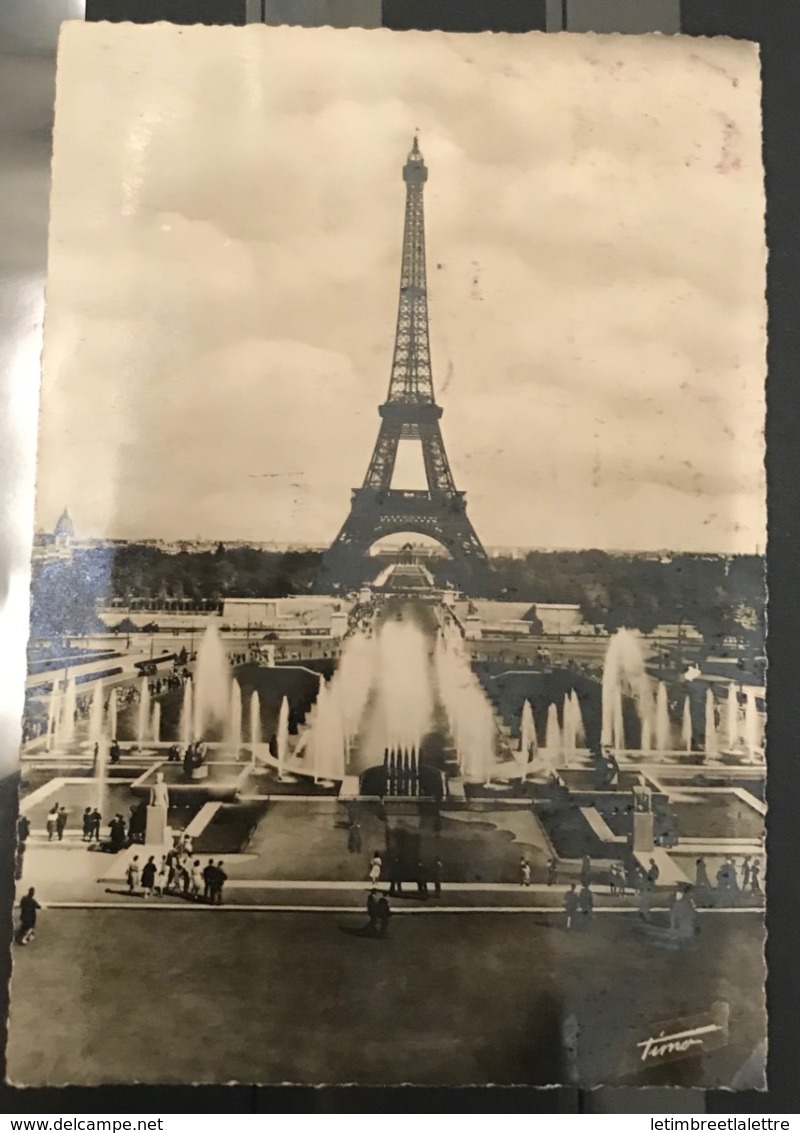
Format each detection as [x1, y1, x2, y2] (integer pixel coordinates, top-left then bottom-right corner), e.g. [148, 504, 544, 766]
[318, 487, 494, 596]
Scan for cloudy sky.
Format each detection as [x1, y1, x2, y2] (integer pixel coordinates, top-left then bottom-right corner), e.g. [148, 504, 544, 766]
[36, 22, 765, 552]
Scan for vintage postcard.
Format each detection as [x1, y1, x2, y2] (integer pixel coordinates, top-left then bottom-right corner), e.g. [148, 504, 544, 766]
[9, 22, 766, 1087]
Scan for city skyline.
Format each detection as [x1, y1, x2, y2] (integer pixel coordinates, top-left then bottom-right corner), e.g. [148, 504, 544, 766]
[35, 24, 766, 555]
[37, 515, 765, 559]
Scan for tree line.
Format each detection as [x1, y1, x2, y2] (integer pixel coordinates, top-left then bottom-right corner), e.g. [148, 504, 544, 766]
[28, 543, 764, 649]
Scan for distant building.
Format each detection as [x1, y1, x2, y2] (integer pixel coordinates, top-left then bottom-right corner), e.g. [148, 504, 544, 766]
[650, 623, 703, 641]
[32, 507, 75, 564]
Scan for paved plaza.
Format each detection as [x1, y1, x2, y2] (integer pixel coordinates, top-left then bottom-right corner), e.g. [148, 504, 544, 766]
[8, 907, 764, 1088]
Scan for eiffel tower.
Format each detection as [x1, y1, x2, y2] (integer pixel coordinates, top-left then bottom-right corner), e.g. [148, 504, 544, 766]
[321, 138, 491, 595]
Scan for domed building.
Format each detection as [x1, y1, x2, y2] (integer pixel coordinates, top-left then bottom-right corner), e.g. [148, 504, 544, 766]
[32, 507, 76, 563]
[54, 507, 74, 547]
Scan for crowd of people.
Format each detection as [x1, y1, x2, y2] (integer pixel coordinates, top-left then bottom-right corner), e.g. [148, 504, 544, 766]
[124, 836, 228, 903]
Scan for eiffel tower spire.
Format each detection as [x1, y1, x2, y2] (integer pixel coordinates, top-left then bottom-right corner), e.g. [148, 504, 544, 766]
[362, 138, 458, 496]
[386, 135, 433, 404]
[321, 138, 491, 596]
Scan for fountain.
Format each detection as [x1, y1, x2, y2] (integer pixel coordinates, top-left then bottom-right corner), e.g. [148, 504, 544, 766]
[570, 690, 586, 748]
[276, 695, 292, 781]
[249, 690, 262, 753]
[601, 629, 649, 751]
[726, 687, 740, 750]
[704, 688, 718, 757]
[545, 702, 561, 756]
[229, 680, 242, 755]
[61, 674, 77, 745]
[151, 702, 161, 744]
[612, 687, 625, 753]
[179, 679, 194, 748]
[309, 682, 346, 783]
[378, 619, 432, 753]
[639, 686, 655, 752]
[136, 677, 151, 750]
[434, 633, 495, 782]
[46, 685, 58, 751]
[682, 697, 692, 752]
[332, 630, 375, 747]
[562, 693, 575, 759]
[108, 688, 118, 741]
[87, 685, 104, 748]
[519, 699, 536, 768]
[641, 716, 652, 753]
[655, 682, 670, 752]
[94, 735, 109, 811]
[192, 620, 231, 741]
[744, 691, 760, 758]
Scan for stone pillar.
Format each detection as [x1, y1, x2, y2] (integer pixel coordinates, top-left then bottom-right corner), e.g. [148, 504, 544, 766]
[464, 616, 482, 641]
[632, 810, 654, 853]
[330, 612, 348, 638]
[145, 805, 168, 846]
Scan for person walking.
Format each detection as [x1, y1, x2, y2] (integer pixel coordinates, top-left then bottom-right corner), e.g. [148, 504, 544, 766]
[82, 808, 93, 843]
[547, 857, 558, 887]
[55, 806, 69, 841]
[126, 855, 141, 895]
[46, 804, 59, 842]
[376, 893, 391, 938]
[433, 856, 443, 899]
[727, 857, 741, 903]
[141, 856, 157, 899]
[416, 860, 429, 900]
[203, 858, 216, 902]
[17, 888, 42, 945]
[154, 855, 169, 897]
[578, 883, 594, 928]
[564, 884, 579, 930]
[519, 857, 531, 887]
[695, 856, 710, 890]
[17, 814, 30, 845]
[751, 859, 761, 894]
[90, 808, 102, 842]
[369, 852, 383, 885]
[211, 860, 227, 906]
[716, 860, 733, 906]
[190, 859, 204, 901]
[741, 856, 752, 890]
[178, 852, 192, 896]
[646, 858, 660, 889]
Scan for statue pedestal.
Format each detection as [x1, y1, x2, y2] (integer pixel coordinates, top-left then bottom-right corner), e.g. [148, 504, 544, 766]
[632, 811, 654, 853]
[145, 804, 168, 846]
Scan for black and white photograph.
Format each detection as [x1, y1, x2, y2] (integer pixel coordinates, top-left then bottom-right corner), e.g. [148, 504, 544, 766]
[8, 21, 766, 1088]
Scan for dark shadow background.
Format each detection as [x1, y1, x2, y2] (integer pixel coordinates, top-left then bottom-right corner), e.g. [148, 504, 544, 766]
[0, 0, 797, 1114]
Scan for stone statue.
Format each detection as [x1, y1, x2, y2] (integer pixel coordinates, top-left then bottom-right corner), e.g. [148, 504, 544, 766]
[633, 785, 652, 813]
[149, 770, 170, 809]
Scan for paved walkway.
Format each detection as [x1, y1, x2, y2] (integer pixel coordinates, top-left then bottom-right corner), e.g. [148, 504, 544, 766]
[16, 841, 766, 914]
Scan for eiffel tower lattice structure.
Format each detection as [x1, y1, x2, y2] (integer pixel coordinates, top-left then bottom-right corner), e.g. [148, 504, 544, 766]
[321, 138, 492, 595]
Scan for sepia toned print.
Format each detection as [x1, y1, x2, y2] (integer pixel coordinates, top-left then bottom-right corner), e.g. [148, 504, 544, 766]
[9, 22, 766, 1087]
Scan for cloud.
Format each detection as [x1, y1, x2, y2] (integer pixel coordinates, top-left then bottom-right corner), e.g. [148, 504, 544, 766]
[36, 23, 766, 553]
